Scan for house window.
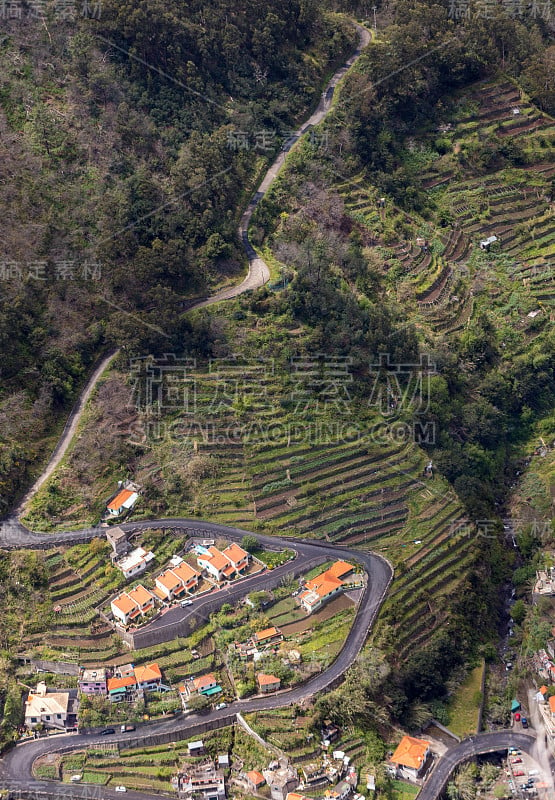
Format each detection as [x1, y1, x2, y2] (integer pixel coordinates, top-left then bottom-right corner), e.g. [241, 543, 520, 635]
[45, 715, 50, 720]
[56, 714, 62, 719]
[31, 717, 37, 723]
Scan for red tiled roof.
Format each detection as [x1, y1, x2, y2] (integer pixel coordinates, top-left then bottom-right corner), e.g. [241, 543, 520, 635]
[257, 673, 280, 687]
[390, 736, 430, 769]
[108, 675, 137, 692]
[247, 771, 265, 786]
[223, 543, 249, 565]
[254, 626, 281, 642]
[107, 488, 135, 511]
[134, 662, 162, 683]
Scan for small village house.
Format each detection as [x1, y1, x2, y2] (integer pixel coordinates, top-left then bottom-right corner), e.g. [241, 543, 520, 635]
[111, 584, 156, 626]
[106, 486, 140, 517]
[155, 562, 201, 601]
[253, 626, 283, 646]
[246, 771, 266, 792]
[107, 674, 137, 702]
[188, 741, 205, 756]
[117, 547, 155, 579]
[298, 561, 356, 614]
[221, 543, 250, 573]
[105, 527, 130, 558]
[175, 762, 226, 800]
[134, 662, 163, 691]
[257, 673, 281, 693]
[24, 682, 78, 730]
[195, 543, 250, 582]
[78, 667, 108, 695]
[263, 766, 299, 800]
[388, 736, 431, 781]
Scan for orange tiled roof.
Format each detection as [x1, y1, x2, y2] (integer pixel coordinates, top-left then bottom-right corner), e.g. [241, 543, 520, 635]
[112, 593, 138, 615]
[390, 736, 430, 769]
[247, 771, 265, 786]
[540, 685, 548, 694]
[134, 662, 162, 683]
[172, 561, 200, 582]
[193, 673, 216, 691]
[156, 569, 182, 592]
[305, 574, 343, 598]
[107, 675, 136, 692]
[200, 547, 231, 572]
[257, 673, 280, 686]
[326, 561, 354, 579]
[127, 584, 154, 606]
[254, 626, 280, 642]
[549, 696, 555, 713]
[223, 543, 249, 565]
[107, 488, 135, 511]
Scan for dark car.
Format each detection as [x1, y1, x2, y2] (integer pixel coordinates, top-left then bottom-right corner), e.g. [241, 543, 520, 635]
[99, 728, 115, 735]
[521, 717, 528, 728]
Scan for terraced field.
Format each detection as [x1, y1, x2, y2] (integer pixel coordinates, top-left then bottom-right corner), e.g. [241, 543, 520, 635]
[21, 531, 188, 664]
[333, 79, 555, 333]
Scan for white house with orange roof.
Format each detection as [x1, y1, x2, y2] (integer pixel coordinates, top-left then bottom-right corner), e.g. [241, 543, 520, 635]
[298, 561, 356, 614]
[222, 543, 250, 573]
[111, 584, 155, 626]
[134, 662, 163, 691]
[388, 736, 431, 781]
[155, 562, 201, 601]
[106, 485, 140, 517]
[257, 673, 281, 693]
[196, 544, 249, 582]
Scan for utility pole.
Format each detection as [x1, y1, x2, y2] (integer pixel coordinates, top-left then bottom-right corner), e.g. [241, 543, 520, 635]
[372, 6, 377, 33]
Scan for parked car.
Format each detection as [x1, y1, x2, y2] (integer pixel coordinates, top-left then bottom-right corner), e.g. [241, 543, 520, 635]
[180, 599, 193, 607]
[120, 724, 135, 732]
[510, 758, 522, 764]
[513, 771, 525, 777]
[215, 702, 227, 710]
[521, 716, 528, 728]
[514, 713, 521, 721]
[115, 786, 127, 793]
[99, 728, 115, 735]
[70, 775, 82, 782]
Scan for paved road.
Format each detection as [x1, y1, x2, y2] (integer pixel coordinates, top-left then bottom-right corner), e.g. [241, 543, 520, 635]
[0, 522, 392, 797]
[8, 22, 372, 526]
[417, 731, 552, 800]
[193, 22, 371, 310]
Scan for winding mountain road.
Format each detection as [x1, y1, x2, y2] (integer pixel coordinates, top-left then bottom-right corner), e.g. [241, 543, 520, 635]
[1, 19, 545, 800]
[14, 22, 370, 525]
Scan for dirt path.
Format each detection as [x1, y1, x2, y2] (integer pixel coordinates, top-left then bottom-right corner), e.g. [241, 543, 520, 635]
[15, 349, 118, 518]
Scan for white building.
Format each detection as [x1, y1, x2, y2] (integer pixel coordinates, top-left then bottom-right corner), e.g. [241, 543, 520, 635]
[117, 547, 155, 579]
[24, 682, 77, 730]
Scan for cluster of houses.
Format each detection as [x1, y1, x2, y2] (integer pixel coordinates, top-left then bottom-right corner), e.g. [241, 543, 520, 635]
[533, 565, 555, 596]
[108, 540, 252, 628]
[297, 561, 359, 614]
[232, 625, 284, 662]
[79, 662, 169, 702]
[172, 744, 363, 800]
[531, 638, 555, 684]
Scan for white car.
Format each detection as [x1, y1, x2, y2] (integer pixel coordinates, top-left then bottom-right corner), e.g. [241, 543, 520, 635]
[215, 702, 227, 710]
[180, 599, 193, 607]
[115, 787, 127, 793]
